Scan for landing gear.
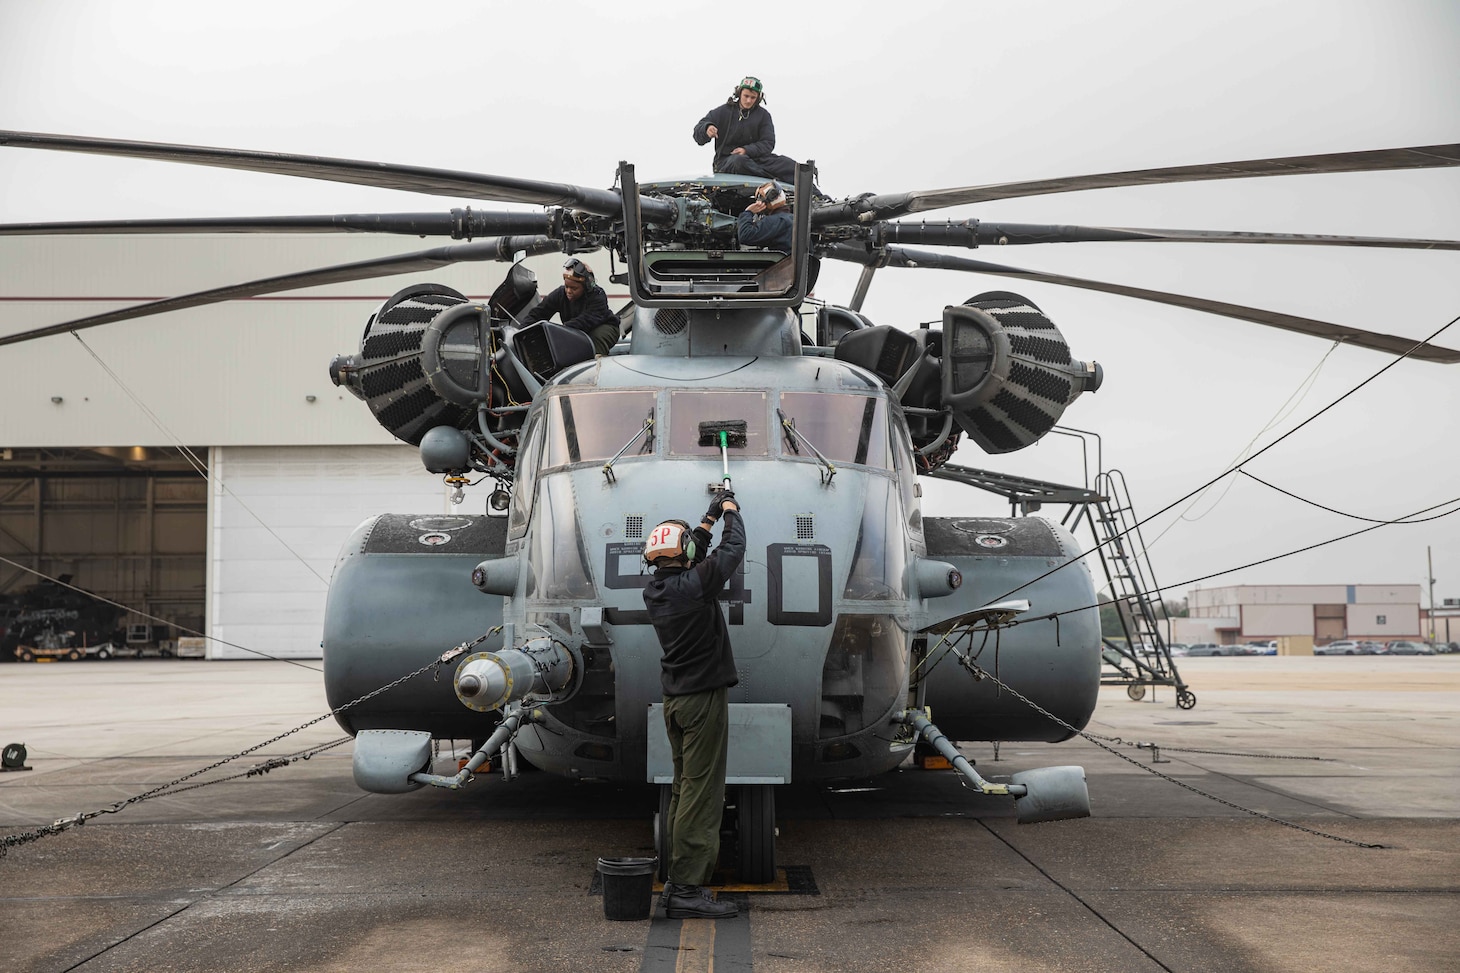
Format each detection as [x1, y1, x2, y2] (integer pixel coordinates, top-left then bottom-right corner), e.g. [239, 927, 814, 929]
[1176, 689, 1197, 710]
[736, 783, 776, 884]
[1126, 682, 1147, 701]
[656, 782, 779, 885]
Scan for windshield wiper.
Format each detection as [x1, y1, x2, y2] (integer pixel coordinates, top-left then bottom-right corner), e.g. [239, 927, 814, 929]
[602, 412, 655, 483]
[776, 409, 836, 484]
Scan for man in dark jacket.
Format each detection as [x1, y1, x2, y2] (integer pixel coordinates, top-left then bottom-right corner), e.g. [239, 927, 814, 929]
[642, 491, 744, 919]
[522, 257, 620, 355]
[692, 76, 799, 183]
[737, 182, 821, 297]
[736, 181, 793, 252]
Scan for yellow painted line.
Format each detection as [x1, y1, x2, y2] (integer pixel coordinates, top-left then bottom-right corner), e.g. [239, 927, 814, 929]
[675, 918, 716, 973]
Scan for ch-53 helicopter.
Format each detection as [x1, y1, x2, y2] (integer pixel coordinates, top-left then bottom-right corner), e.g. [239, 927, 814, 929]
[2, 130, 1458, 882]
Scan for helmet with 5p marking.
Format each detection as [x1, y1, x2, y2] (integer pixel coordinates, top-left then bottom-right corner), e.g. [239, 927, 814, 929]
[644, 519, 697, 565]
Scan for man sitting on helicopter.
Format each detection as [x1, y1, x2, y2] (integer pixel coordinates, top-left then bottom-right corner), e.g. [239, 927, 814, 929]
[642, 491, 744, 920]
[692, 75, 803, 184]
[520, 257, 620, 356]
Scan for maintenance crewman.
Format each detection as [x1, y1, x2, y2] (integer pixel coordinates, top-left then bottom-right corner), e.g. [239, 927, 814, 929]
[736, 181, 793, 252]
[693, 76, 800, 183]
[641, 490, 744, 920]
[522, 257, 620, 356]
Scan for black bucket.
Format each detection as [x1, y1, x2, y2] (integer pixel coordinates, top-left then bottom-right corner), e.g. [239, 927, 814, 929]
[597, 856, 657, 921]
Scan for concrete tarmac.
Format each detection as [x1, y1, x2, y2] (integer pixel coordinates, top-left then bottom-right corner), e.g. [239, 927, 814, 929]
[1, 656, 1457, 972]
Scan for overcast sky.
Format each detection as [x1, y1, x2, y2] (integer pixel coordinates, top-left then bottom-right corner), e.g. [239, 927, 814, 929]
[1, 0, 1457, 606]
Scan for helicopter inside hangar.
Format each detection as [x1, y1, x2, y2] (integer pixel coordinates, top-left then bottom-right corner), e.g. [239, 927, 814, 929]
[2, 131, 1457, 882]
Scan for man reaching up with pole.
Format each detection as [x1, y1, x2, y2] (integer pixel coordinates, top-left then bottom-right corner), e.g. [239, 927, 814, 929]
[641, 488, 744, 920]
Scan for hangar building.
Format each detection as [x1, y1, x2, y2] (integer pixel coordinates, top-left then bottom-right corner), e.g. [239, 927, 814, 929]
[1, 233, 600, 659]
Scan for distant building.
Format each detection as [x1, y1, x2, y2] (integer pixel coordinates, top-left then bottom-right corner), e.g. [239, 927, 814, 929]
[1, 234, 613, 660]
[1174, 584, 1421, 646]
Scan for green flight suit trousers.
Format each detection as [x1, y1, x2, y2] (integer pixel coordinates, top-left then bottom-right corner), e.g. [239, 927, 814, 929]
[662, 686, 730, 886]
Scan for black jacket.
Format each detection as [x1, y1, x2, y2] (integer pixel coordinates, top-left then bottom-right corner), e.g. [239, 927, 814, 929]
[523, 282, 615, 334]
[693, 101, 776, 170]
[642, 511, 745, 697]
[736, 209, 793, 252]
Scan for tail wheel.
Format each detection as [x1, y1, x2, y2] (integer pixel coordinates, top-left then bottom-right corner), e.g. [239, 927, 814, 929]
[736, 783, 776, 884]
[1176, 690, 1197, 710]
[1126, 682, 1147, 701]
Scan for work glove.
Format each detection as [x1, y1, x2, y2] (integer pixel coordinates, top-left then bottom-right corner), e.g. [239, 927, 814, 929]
[704, 490, 736, 523]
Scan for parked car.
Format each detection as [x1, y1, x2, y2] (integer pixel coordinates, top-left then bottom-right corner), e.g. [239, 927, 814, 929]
[1166, 643, 1190, 657]
[1186, 642, 1243, 656]
[1316, 640, 1363, 655]
[1357, 641, 1384, 655]
[1245, 641, 1278, 655]
[1384, 640, 1435, 655]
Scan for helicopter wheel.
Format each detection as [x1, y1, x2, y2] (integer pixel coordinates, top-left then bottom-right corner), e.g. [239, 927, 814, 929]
[654, 783, 672, 882]
[1176, 690, 1197, 710]
[736, 783, 776, 885]
[67, 649, 81, 661]
[1126, 682, 1147, 701]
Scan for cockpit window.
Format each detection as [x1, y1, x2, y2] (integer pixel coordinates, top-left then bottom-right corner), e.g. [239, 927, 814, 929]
[778, 393, 890, 469]
[844, 476, 907, 599]
[668, 391, 769, 456]
[508, 412, 544, 540]
[544, 391, 658, 469]
[526, 475, 596, 600]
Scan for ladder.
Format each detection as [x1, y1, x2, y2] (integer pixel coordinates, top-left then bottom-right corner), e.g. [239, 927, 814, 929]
[1070, 470, 1192, 708]
[927, 461, 1194, 709]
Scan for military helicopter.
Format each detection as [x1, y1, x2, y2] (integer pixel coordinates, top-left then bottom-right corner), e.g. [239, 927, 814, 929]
[2, 130, 1457, 882]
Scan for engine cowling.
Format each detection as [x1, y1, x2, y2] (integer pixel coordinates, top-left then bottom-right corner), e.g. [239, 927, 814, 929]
[328, 283, 483, 446]
[943, 292, 1102, 454]
[830, 291, 1100, 458]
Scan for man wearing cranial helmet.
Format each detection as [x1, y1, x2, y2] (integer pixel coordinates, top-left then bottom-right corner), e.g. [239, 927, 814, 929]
[641, 490, 744, 919]
[521, 257, 620, 356]
[692, 75, 803, 185]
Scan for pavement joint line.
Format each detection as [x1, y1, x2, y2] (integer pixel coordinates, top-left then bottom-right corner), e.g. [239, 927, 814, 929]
[54, 820, 348, 972]
[980, 819, 1176, 973]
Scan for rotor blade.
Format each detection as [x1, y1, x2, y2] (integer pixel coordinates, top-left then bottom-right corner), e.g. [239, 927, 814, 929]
[0, 210, 555, 238]
[0, 130, 678, 222]
[0, 235, 561, 348]
[873, 219, 1460, 251]
[814, 143, 1460, 225]
[823, 244, 1460, 363]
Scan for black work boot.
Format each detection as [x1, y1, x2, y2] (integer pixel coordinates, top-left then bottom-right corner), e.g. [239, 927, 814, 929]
[664, 883, 738, 919]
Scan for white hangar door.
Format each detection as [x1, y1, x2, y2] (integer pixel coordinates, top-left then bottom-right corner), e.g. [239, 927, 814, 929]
[207, 445, 452, 660]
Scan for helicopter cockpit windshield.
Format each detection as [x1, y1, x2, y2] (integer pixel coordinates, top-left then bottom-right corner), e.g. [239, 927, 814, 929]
[668, 391, 769, 456]
[543, 391, 658, 469]
[778, 392, 891, 469]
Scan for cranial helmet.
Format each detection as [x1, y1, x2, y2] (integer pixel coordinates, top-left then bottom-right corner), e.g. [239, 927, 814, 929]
[644, 519, 697, 565]
[756, 181, 787, 210]
[563, 257, 592, 282]
[734, 75, 765, 104]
